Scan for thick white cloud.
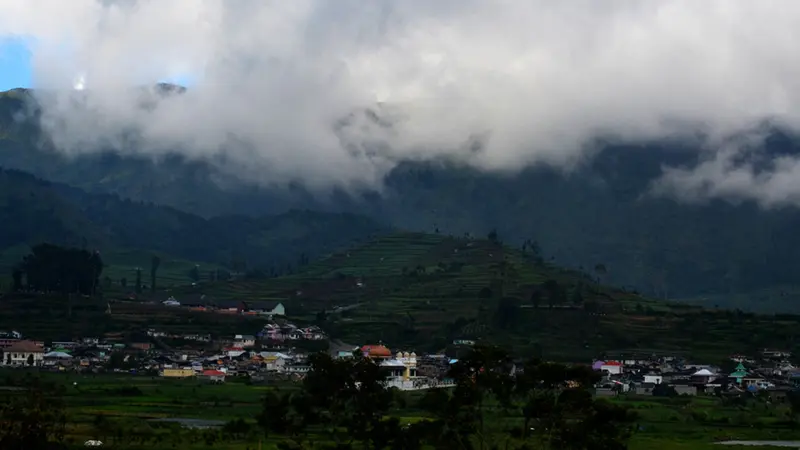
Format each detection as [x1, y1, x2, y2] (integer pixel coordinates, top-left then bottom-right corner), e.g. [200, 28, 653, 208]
[650, 129, 800, 207]
[3, 0, 800, 197]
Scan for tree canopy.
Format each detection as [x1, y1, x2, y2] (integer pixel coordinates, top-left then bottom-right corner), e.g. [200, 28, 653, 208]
[16, 243, 103, 295]
[259, 346, 635, 449]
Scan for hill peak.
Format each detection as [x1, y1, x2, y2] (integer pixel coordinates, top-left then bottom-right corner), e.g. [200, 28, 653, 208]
[0, 83, 188, 98]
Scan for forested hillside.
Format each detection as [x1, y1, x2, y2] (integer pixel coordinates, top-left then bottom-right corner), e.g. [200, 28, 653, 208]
[4, 89, 800, 303]
[0, 167, 389, 273]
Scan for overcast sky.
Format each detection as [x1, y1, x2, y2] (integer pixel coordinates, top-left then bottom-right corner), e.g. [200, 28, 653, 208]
[3, 0, 800, 204]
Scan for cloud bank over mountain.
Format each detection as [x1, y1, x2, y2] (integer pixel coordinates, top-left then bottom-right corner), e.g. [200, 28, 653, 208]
[3, 0, 800, 201]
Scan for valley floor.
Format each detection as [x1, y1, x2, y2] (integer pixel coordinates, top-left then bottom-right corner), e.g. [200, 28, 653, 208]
[3, 370, 800, 450]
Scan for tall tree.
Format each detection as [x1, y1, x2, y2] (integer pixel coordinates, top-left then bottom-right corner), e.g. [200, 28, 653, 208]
[135, 268, 142, 294]
[18, 244, 103, 295]
[543, 279, 566, 308]
[256, 346, 635, 450]
[10, 268, 22, 292]
[594, 263, 608, 284]
[258, 352, 406, 449]
[495, 297, 521, 330]
[150, 255, 161, 294]
[188, 265, 200, 283]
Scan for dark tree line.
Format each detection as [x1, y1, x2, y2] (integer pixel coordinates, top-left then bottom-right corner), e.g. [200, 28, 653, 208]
[258, 345, 635, 450]
[0, 376, 67, 450]
[13, 244, 103, 295]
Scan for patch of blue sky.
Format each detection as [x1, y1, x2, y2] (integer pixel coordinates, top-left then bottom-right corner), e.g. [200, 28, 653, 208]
[0, 36, 33, 90]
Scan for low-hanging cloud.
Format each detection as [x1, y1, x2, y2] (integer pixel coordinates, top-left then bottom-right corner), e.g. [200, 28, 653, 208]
[4, 0, 800, 198]
[650, 128, 800, 208]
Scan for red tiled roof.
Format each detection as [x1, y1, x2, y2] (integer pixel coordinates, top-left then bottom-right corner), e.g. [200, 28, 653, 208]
[361, 344, 391, 357]
[5, 340, 43, 353]
[603, 361, 622, 366]
[202, 370, 226, 377]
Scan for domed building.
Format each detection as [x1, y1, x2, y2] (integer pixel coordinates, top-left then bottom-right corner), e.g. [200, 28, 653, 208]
[360, 344, 392, 359]
[379, 350, 419, 387]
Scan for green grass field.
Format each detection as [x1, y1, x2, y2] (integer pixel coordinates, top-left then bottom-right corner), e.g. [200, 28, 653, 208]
[2, 370, 799, 449]
[99, 249, 223, 290]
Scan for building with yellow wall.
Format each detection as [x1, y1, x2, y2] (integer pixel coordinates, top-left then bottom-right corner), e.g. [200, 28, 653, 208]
[161, 368, 196, 378]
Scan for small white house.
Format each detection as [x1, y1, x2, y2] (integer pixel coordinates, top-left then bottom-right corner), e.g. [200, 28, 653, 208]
[600, 361, 623, 375]
[224, 347, 245, 358]
[643, 374, 663, 385]
[285, 363, 311, 374]
[691, 369, 716, 385]
[234, 335, 255, 348]
[264, 356, 288, 371]
[263, 302, 285, 317]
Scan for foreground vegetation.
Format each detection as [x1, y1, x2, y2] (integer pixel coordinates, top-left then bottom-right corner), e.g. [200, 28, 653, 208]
[3, 348, 800, 449]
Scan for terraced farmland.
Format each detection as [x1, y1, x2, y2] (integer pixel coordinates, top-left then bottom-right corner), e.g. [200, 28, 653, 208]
[164, 232, 800, 362]
[3, 231, 800, 362]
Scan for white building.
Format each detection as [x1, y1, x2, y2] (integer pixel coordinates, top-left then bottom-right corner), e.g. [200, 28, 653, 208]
[3, 340, 44, 366]
[643, 374, 663, 384]
[691, 369, 717, 385]
[269, 303, 286, 316]
[224, 347, 245, 358]
[253, 302, 285, 317]
[600, 361, 623, 375]
[379, 352, 457, 391]
[234, 335, 255, 348]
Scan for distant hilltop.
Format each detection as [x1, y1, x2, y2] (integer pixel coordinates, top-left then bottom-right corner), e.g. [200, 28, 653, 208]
[0, 82, 188, 97]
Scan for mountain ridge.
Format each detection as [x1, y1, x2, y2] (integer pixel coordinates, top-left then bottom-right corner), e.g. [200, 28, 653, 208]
[3, 89, 800, 305]
[0, 166, 390, 274]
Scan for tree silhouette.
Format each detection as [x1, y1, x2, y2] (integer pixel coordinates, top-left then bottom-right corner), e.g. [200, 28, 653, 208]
[594, 263, 608, 283]
[571, 287, 584, 306]
[150, 256, 161, 294]
[18, 244, 103, 295]
[259, 352, 407, 449]
[135, 268, 142, 294]
[543, 279, 566, 308]
[788, 391, 800, 421]
[0, 377, 66, 450]
[530, 290, 542, 308]
[10, 268, 22, 292]
[495, 297, 520, 330]
[188, 265, 200, 283]
[257, 346, 635, 449]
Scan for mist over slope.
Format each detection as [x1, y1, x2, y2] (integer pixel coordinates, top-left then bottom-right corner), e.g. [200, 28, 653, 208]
[3, 87, 800, 302]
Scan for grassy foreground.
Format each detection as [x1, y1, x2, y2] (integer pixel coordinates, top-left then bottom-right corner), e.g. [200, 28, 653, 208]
[2, 370, 799, 449]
